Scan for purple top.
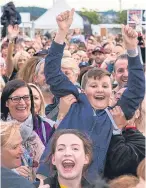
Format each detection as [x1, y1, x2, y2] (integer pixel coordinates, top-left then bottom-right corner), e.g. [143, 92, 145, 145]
[34, 115, 52, 146]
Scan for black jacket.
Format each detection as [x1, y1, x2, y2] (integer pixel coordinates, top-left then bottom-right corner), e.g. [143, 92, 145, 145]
[104, 128, 145, 179]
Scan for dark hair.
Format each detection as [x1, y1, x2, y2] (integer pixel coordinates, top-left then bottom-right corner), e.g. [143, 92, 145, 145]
[1, 42, 9, 50]
[78, 42, 87, 51]
[46, 129, 93, 175]
[78, 66, 93, 85]
[1, 79, 34, 120]
[44, 32, 52, 40]
[115, 44, 124, 48]
[26, 47, 36, 53]
[113, 54, 128, 72]
[1, 2, 21, 38]
[115, 34, 123, 44]
[81, 68, 111, 89]
[102, 42, 110, 48]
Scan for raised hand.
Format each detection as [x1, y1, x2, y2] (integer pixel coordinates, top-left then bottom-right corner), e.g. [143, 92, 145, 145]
[110, 106, 128, 129]
[8, 25, 19, 40]
[122, 25, 138, 50]
[56, 8, 75, 32]
[15, 166, 30, 178]
[57, 94, 77, 121]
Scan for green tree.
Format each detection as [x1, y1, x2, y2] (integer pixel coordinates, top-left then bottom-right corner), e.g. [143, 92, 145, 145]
[116, 10, 127, 24]
[79, 8, 101, 24]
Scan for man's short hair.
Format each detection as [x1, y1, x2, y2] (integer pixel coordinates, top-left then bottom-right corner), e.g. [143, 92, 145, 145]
[81, 68, 110, 89]
[113, 54, 128, 72]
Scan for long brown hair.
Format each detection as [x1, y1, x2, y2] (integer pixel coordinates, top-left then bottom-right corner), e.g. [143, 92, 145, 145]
[45, 129, 93, 175]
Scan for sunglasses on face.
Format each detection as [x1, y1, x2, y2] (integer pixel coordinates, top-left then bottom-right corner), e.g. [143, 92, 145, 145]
[8, 95, 30, 103]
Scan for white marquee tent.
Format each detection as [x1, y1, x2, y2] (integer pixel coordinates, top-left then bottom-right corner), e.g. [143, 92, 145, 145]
[34, 0, 84, 30]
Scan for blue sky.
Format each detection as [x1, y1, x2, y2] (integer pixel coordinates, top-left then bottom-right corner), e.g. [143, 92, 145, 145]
[0, 0, 145, 11]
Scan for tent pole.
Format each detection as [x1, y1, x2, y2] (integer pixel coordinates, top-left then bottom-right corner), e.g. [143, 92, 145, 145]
[53, 0, 56, 5]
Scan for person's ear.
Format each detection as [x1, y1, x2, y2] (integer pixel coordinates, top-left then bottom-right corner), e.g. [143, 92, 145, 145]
[33, 74, 37, 84]
[74, 73, 78, 82]
[52, 155, 56, 166]
[6, 101, 9, 108]
[84, 154, 90, 165]
[81, 88, 85, 93]
[135, 109, 140, 119]
[112, 72, 116, 80]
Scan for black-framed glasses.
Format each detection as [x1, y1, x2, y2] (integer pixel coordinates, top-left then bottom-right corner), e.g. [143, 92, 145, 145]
[8, 95, 30, 103]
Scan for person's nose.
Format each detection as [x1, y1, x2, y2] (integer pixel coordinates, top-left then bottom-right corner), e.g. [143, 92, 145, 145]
[64, 147, 72, 156]
[18, 145, 24, 155]
[19, 98, 26, 104]
[97, 85, 104, 92]
[123, 69, 128, 77]
[96, 54, 100, 58]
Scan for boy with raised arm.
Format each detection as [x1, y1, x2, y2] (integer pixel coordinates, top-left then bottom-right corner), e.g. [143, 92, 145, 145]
[37, 9, 145, 181]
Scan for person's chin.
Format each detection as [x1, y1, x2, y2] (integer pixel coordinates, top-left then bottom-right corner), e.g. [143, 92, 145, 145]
[62, 173, 77, 180]
[16, 114, 29, 122]
[60, 168, 76, 180]
[13, 161, 22, 169]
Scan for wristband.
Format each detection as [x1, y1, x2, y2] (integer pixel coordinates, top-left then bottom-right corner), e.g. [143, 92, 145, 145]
[127, 48, 138, 57]
[113, 129, 122, 135]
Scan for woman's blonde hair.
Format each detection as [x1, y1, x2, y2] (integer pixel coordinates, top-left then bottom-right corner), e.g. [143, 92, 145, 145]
[0, 121, 20, 147]
[63, 50, 71, 58]
[61, 57, 80, 75]
[28, 83, 45, 116]
[17, 56, 41, 83]
[13, 51, 30, 71]
[77, 50, 86, 57]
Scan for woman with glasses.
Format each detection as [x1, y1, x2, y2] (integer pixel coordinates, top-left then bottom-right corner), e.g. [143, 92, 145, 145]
[1, 79, 54, 180]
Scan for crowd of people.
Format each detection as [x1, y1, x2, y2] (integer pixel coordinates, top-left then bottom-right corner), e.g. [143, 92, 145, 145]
[0, 8, 146, 188]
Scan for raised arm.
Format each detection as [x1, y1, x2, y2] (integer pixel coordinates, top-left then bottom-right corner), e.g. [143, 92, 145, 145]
[117, 25, 145, 120]
[44, 9, 79, 98]
[6, 25, 19, 77]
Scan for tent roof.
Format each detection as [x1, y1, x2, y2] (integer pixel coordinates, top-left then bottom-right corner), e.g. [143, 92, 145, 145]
[34, 0, 83, 29]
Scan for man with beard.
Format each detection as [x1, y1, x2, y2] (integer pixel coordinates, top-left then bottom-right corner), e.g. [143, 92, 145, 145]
[91, 46, 106, 67]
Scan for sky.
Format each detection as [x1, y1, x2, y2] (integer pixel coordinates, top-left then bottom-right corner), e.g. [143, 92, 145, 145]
[0, 0, 146, 11]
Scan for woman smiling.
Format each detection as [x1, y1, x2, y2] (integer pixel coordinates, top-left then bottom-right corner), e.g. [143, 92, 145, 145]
[1, 79, 53, 180]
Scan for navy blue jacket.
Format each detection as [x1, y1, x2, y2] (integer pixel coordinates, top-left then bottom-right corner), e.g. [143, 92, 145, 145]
[37, 41, 145, 182]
